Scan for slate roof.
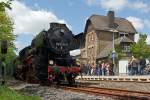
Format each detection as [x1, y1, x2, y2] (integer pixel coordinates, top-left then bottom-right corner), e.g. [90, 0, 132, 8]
[84, 15, 137, 34]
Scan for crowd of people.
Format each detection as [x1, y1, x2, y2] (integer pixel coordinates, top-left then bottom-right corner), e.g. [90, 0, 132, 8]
[80, 61, 114, 76]
[80, 56, 150, 76]
[128, 56, 150, 75]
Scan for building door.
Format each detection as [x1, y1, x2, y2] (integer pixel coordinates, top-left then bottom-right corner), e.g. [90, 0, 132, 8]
[119, 60, 128, 75]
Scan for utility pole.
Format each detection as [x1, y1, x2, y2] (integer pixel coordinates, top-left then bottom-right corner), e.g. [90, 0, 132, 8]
[109, 29, 118, 75]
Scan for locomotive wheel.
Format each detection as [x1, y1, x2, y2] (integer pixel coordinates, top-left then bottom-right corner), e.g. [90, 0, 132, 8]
[56, 78, 61, 85]
[55, 73, 61, 85]
[67, 73, 75, 86]
[34, 52, 48, 85]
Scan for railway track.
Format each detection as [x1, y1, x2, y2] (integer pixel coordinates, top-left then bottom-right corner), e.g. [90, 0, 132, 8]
[4, 78, 150, 100]
[59, 84, 150, 100]
[3, 78, 150, 100]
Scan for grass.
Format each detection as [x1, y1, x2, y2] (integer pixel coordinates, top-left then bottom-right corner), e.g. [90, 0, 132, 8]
[0, 86, 41, 100]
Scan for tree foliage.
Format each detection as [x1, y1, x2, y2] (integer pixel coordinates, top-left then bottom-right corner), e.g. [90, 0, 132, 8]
[115, 44, 124, 60]
[130, 34, 150, 59]
[0, 0, 16, 75]
[0, 0, 15, 43]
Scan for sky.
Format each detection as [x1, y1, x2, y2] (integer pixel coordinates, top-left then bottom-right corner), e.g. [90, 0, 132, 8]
[1, 0, 150, 53]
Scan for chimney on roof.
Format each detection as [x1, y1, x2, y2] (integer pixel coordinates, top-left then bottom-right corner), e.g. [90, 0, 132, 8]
[107, 11, 114, 28]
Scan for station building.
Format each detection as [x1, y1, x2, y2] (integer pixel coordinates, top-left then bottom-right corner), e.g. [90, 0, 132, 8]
[79, 11, 137, 75]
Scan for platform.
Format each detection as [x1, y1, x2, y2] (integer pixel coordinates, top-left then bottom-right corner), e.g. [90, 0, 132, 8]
[76, 75, 150, 82]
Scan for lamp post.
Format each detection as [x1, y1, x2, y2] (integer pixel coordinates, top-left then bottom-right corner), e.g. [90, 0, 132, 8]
[109, 29, 118, 75]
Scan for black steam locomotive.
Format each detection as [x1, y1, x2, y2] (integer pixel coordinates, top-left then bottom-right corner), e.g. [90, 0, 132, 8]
[14, 23, 84, 85]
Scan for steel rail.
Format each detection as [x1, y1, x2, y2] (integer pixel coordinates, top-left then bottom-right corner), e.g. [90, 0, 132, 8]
[60, 85, 150, 100]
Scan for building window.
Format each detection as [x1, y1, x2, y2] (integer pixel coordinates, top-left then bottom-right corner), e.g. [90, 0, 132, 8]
[91, 32, 94, 40]
[120, 32, 129, 37]
[122, 44, 130, 52]
[88, 34, 91, 42]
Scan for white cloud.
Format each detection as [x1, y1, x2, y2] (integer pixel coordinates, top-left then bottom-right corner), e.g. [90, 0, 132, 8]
[100, 0, 127, 11]
[146, 35, 150, 44]
[131, 1, 150, 13]
[134, 34, 139, 43]
[126, 16, 150, 32]
[134, 34, 150, 44]
[85, 0, 150, 13]
[126, 16, 144, 30]
[126, 16, 150, 44]
[86, 0, 127, 10]
[7, 0, 70, 35]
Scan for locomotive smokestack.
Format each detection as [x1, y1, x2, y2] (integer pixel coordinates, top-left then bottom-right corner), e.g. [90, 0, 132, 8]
[50, 23, 66, 29]
[107, 11, 115, 28]
[50, 23, 58, 29]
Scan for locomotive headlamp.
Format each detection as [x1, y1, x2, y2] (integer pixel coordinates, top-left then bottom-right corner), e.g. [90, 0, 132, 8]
[49, 60, 54, 65]
[1, 40, 8, 54]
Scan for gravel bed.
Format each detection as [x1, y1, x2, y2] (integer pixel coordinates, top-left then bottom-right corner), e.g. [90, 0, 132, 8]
[10, 79, 150, 100]
[18, 84, 114, 100]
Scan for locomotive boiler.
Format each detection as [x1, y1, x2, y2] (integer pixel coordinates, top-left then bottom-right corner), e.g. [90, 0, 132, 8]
[14, 23, 83, 85]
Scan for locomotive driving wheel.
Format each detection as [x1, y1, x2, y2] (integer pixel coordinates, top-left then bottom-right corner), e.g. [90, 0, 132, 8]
[67, 73, 75, 86]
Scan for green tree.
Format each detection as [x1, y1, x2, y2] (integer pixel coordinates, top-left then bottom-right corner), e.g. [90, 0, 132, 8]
[130, 34, 150, 59]
[115, 44, 124, 60]
[0, 0, 16, 76]
[0, 0, 15, 42]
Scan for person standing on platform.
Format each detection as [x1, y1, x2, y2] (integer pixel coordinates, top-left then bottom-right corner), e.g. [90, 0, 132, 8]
[128, 59, 132, 75]
[130, 56, 138, 75]
[101, 61, 106, 76]
[139, 56, 146, 75]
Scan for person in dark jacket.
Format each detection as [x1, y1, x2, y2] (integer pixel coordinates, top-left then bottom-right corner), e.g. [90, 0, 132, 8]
[139, 56, 146, 75]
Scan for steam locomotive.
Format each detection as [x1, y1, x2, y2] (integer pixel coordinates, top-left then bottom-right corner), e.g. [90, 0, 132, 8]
[14, 23, 84, 85]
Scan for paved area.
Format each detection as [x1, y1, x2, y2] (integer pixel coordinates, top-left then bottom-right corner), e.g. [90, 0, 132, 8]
[97, 81, 150, 92]
[77, 80, 150, 93]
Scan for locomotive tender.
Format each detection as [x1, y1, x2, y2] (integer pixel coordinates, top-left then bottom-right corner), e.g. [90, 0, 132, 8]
[14, 23, 83, 85]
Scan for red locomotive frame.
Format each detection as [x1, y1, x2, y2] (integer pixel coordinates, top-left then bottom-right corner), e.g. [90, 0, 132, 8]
[48, 66, 80, 82]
